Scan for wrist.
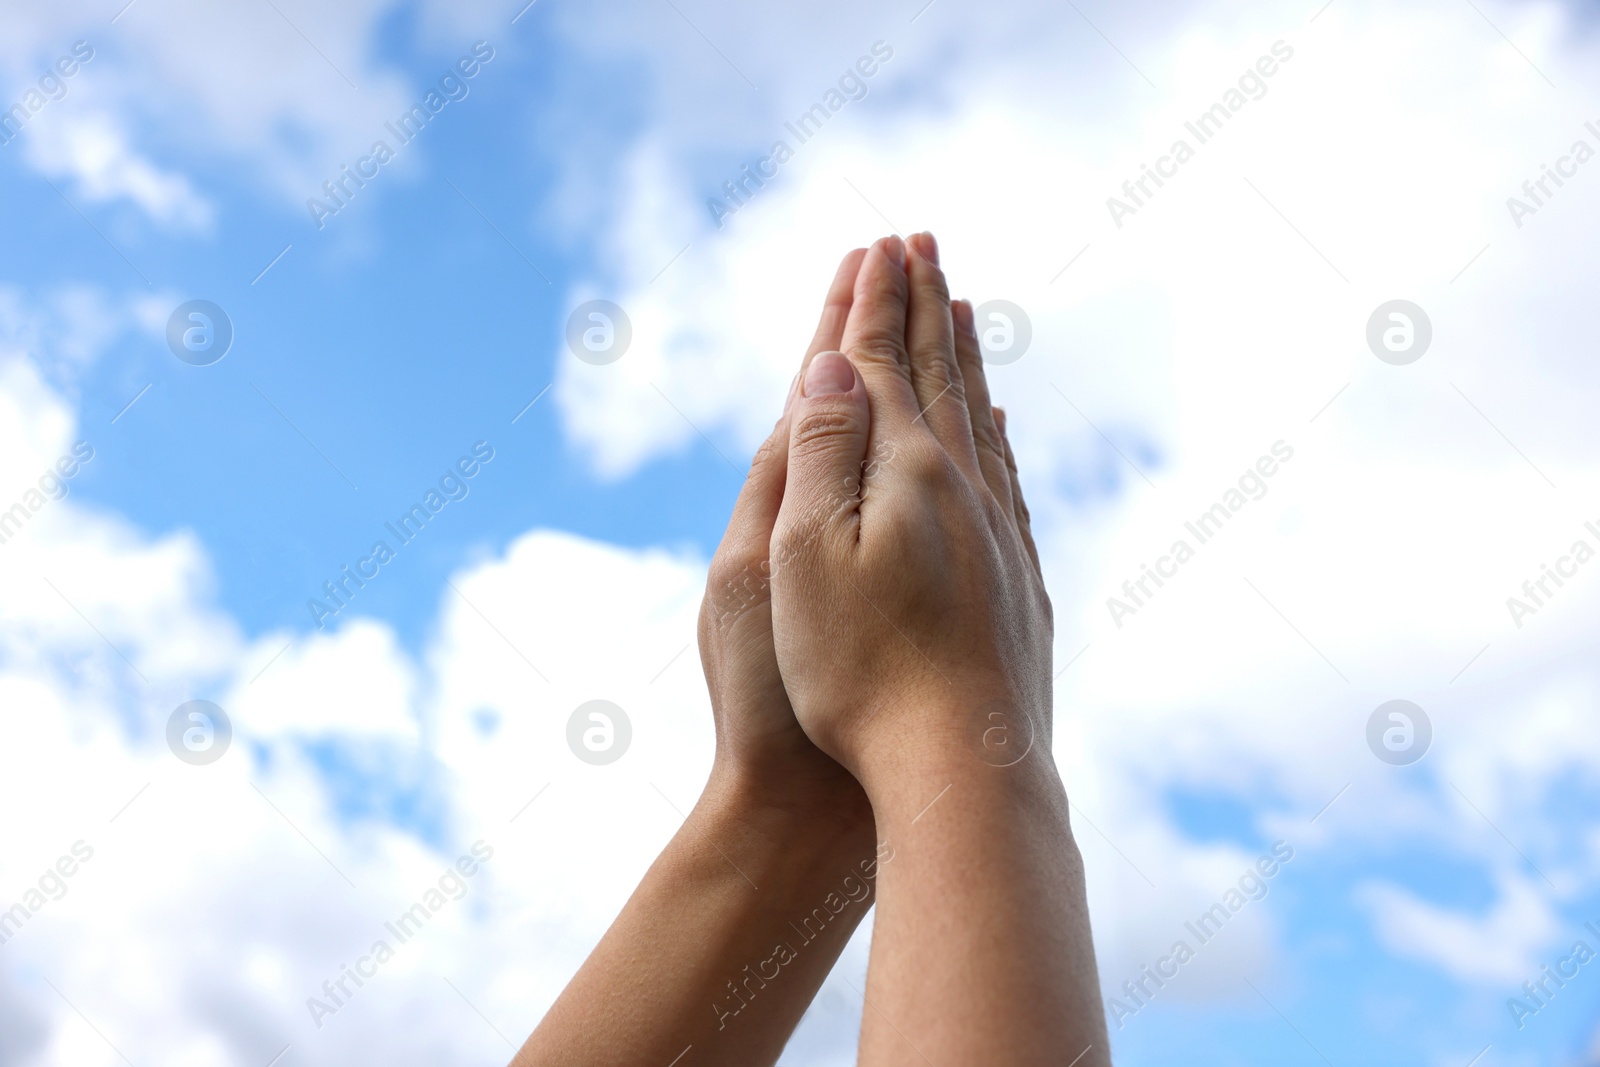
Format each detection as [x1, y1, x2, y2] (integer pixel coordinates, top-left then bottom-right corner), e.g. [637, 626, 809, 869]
[856, 731, 1066, 833]
[700, 757, 876, 861]
[849, 696, 1054, 796]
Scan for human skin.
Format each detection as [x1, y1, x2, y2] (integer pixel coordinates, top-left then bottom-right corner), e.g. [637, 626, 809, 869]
[772, 233, 1111, 1065]
[510, 252, 883, 1067]
[514, 236, 1110, 1065]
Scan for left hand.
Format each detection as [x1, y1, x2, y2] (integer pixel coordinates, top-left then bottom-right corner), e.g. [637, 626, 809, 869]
[697, 248, 875, 830]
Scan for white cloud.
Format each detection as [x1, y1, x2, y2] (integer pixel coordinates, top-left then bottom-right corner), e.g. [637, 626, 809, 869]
[0, 0, 419, 225]
[23, 112, 212, 230]
[4, 0, 1600, 1062]
[0, 340, 739, 1064]
[545, 0, 1600, 1017]
[0, 447, 676, 1064]
[553, 0, 1600, 479]
[231, 621, 419, 741]
[1357, 874, 1561, 984]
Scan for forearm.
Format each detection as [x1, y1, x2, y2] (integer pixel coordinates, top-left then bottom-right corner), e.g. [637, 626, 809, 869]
[512, 766, 878, 1067]
[857, 741, 1111, 1066]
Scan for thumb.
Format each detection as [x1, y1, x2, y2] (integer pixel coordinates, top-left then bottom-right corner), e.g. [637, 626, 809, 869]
[777, 350, 870, 548]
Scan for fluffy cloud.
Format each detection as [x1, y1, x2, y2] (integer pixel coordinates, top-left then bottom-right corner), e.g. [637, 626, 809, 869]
[545, 0, 1600, 1023]
[21, 112, 211, 231]
[0, 0, 418, 225]
[4, 0, 1600, 1063]
[1357, 874, 1561, 983]
[0, 354, 716, 1064]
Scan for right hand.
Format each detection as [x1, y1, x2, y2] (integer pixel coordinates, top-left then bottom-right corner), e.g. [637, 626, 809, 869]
[769, 233, 1052, 785]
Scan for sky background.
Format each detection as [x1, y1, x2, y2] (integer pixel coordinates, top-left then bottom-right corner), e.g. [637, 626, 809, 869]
[1, 0, 1599, 1063]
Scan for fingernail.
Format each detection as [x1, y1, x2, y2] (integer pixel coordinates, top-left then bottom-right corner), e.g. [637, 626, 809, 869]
[993, 407, 1008, 433]
[915, 231, 939, 266]
[883, 234, 905, 269]
[804, 351, 856, 397]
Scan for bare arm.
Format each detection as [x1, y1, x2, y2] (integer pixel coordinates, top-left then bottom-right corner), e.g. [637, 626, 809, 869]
[770, 234, 1111, 1065]
[859, 749, 1104, 1065]
[512, 250, 879, 1067]
[511, 768, 876, 1066]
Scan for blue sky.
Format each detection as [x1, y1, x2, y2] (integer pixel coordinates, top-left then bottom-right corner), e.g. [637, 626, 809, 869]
[2, 1, 1600, 1065]
[15, 15, 748, 649]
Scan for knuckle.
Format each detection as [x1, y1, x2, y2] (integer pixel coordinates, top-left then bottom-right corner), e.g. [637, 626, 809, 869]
[792, 406, 864, 451]
[981, 492, 1013, 531]
[705, 548, 769, 621]
[960, 412, 998, 454]
[972, 419, 1006, 460]
[914, 353, 962, 392]
[750, 431, 781, 470]
[905, 440, 957, 484]
[916, 267, 951, 304]
[773, 481, 859, 569]
[848, 330, 909, 369]
[706, 550, 750, 592]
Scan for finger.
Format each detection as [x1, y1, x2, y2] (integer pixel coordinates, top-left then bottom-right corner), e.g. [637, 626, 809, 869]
[905, 232, 979, 475]
[719, 405, 793, 564]
[952, 298, 1013, 512]
[777, 351, 870, 548]
[995, 408, 1041, 575]
[838, 235, 923, 431]
[806, 247, 868, 362]
[725, 249, 868, 556]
